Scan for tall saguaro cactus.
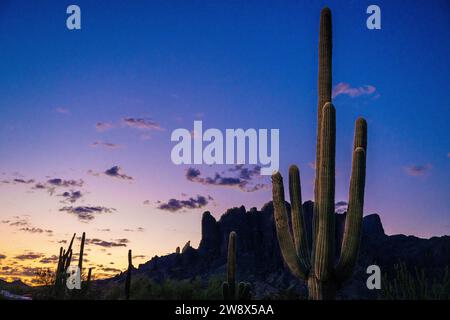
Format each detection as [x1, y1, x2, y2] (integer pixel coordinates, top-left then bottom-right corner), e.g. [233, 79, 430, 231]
[272, 7, 367, 300]
[222, 232, 251, 300]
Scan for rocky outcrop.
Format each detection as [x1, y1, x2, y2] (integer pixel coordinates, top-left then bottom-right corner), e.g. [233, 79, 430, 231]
[127, 201, 449, 299]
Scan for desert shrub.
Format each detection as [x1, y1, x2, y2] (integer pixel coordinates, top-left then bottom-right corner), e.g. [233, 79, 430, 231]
[380, 262, 450, 300]
[128, 275, 223, 300]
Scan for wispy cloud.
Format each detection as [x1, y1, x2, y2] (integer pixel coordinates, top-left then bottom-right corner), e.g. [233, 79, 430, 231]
[58, 190, 83, 203]
[19, 227, 53, 235]
[85, 238, 129, 248]
[122, 117, 163, 131]
[95, 122, 114, 132]
[55, 107, 70, 114]
[3, 216, 53, 237]
[332, 82, 376, 99]
[59, 206, 116, 222]
[12, 178, 35, 184]
[39, 255, 59, 264]
[104, 166, 133, 180]
[90, 141, 122, 149]
[335, 201, 348, 214]
[156, 195, 213, 212]
[47, 178, 84, 188]
[88, 166, 133, 180]
[186, 165, 268, 192]
[14, 252, 45, 261]
[404, 164, 432, 177]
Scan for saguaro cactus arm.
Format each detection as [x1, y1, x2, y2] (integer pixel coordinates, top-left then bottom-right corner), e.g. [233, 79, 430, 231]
[288, 165, 311, 269]
[314, 102, 336, 281]
[272, 172, 309, 280]
[336, 119, 367, 281]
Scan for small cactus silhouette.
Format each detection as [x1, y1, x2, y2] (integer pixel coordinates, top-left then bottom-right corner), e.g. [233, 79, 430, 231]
[125, 249, 133, 300]
[222, 232, 251, 300]
[53, 232, 93, 299]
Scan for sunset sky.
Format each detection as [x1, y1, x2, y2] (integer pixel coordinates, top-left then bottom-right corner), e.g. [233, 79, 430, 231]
[1, 0, 449, 284]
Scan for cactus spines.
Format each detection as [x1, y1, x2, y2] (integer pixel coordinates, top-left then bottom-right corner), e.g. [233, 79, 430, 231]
[222, 232, 251, 300]
[125, 249, 132, 300]
[271, 7, 367, 300]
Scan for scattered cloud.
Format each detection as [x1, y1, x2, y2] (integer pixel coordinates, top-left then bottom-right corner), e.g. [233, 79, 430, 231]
[0, 254, 6, 260]
[100, 267, 121, 273]
[95, 122, 114, 132]
[19, 227, 53, 236]
[3, 216, 54, 237]
[404, 164, 432, 177]
[13, 178, 35, 184]
[140, 134, 152, 141]
[39, 255, 59, 264]
[14, 252, 45, 261]
[122, 117, 163, 131]
[91, 141, 122, 149]
[85, 238, 129, 248]
[104, 166, 133, 180]
[55, 107, 70, 114]
[59, 206, 116, 222]
[123, 227, 145, 232]
[332, 82, 376, 99]
[157, 195, 213, 212]
[335, 201, 348, 214]
[185, 165, 267, 192]
[58, 190, 83, 203]
[47, 178, 84, 188]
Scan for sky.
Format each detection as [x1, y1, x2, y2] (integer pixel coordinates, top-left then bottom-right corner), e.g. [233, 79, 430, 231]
[0, 0, 449, 284]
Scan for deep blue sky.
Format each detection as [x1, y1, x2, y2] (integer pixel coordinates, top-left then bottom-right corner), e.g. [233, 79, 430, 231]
[0, 0, 449, 282]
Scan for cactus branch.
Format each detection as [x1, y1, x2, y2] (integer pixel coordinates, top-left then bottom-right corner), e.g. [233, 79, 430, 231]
[336, 119, 367, 280]
[288, 165, 311, 271]
[272, 172, 309, 280]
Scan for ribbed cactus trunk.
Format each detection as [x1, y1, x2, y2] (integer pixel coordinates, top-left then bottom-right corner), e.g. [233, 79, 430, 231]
[272, 7, 367, 300]
[313, 7, 332, 272]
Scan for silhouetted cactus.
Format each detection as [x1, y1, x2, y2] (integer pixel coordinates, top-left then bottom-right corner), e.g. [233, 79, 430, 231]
[222, 232, 251, 300]
[78, 232, 85, 272]
[125, 249, 132, 300]
[53, 232, 93, 300]
[272, 7, 367, 300]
